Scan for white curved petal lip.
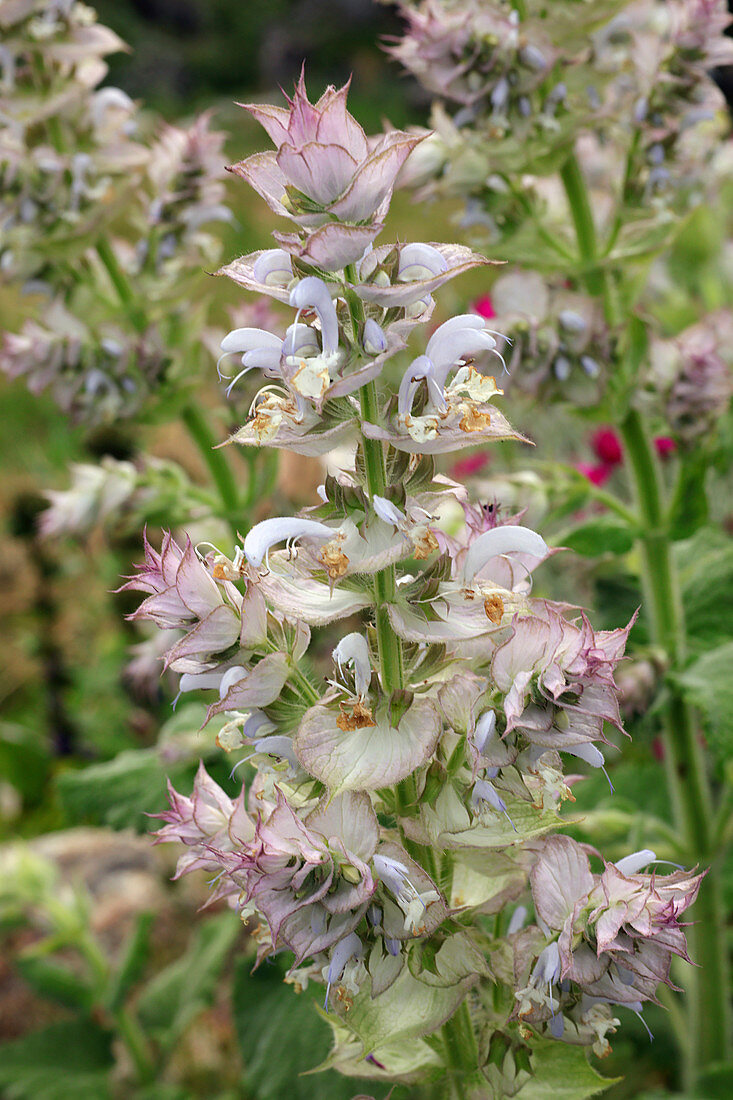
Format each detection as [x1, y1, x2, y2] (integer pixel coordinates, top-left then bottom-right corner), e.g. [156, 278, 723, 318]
[333, 632, 372, 697]
[221, 327, 282, 354]
[462, 526, 548, 581]
[243, 516, 335, 567]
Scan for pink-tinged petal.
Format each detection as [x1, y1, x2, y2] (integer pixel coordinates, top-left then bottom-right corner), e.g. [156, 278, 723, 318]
[239, 584, 268, 649]
[206, 651, 289, 719]
[277, 141, 358, 205]
[492, 617, 552, 693]
[307, 328, 404, 401]
[328, 133, 424, 221]
[175, 539, 225, 618]
[313, 80, 369, 158]
[164, 605, 241, 668]
[294, 698, 441, 793]
[306, 790, 380, 862]
[279, 905, 366, 964]
[228, 791, 256, 845]
[274, 221, 384, 272]
[216, 249, 294, 304]
[285, 70, 322, 144]
[323, 348, 390, 398]
[128, 584, 190, 629]
[190, 762, 235, 834]
[238, 101, 291, 147]
[438, 672, 487, 733]
[352, 244, 494, 307]
[565, 943, 608, 986]
[228, 151, 290, 216]
[530, 835, 594, 931]
[386, 599, 504, 644]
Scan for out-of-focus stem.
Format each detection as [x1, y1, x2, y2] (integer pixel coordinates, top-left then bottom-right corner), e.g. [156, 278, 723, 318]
[96, 238, 148, 335]
[620, 408, 731, 1079]
[114, 1006, 155, 1085]
[561, 149, 731, 1084]
[180, 405, 240, 537]
[96, 238, 243, 535]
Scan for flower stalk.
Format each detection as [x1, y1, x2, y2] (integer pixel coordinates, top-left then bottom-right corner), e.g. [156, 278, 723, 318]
[554, 141, 730, 1084]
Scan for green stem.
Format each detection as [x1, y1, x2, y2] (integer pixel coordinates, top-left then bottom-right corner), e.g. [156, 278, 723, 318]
[181, 405, 240, 537]
[603, 129, 642, 257]
[442, 1000, 478, 1099]
[96, 238, 147, 335]
[560, 153, 620, 327]
[561, 150, 731, 1083]
[357, 382, 442, 881]
[506, 178, 575, 261]
[620, 407, 730, 1080]
[114, 1006, 156, 1085]
[358, 381, 404, 695]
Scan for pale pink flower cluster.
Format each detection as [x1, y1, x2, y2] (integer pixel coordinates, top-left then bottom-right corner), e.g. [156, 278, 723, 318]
[0, 1, 230, 423]
[509, 835, 702, 1048]
[134, 73, 701, 1084]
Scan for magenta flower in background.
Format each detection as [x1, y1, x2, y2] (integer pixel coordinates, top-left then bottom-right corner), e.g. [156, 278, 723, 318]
[591, 427, 623, 467]
[450, 451, 490, 480]
[654, 436, 677, 458]
[473, 294, 496, 320]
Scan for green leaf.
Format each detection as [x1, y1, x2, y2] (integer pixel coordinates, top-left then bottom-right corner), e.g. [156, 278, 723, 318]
[56, 748, 195, 832]
[676, 528, 733, 653]
[136, 911, 240, 1048]
[232, 958, 374, 1100]
[15, 955, 95, 1012]
[106, 910, 153, 1011]
[559, 517, 634, 559]
[519, 1040, 619, 1100]
[694, 1060, 733, 1098]
[668, 452, 709, 540]
[315, 1013, 441, 1086]
[0, 723, 51, 802]
[675, 642, 733, 765]
[0, 1019, 114, 1100]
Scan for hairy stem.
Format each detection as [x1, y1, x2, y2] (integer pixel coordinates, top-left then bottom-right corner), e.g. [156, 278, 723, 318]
[442, 1000, 479, 1099]
[358, 381, 405, 694]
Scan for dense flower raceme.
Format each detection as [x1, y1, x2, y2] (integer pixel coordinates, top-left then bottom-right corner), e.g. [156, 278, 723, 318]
[392, 0, 732, 216]
[0, 0, 144, 281]
[505, 835, 703, 1049]
[0, 2, 230, 423]
[141, 74, 701, 1089]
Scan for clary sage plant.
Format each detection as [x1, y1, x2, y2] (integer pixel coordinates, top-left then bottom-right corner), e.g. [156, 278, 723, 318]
[128, 75, 705, 1099]
[388, 0, 733, 1091]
